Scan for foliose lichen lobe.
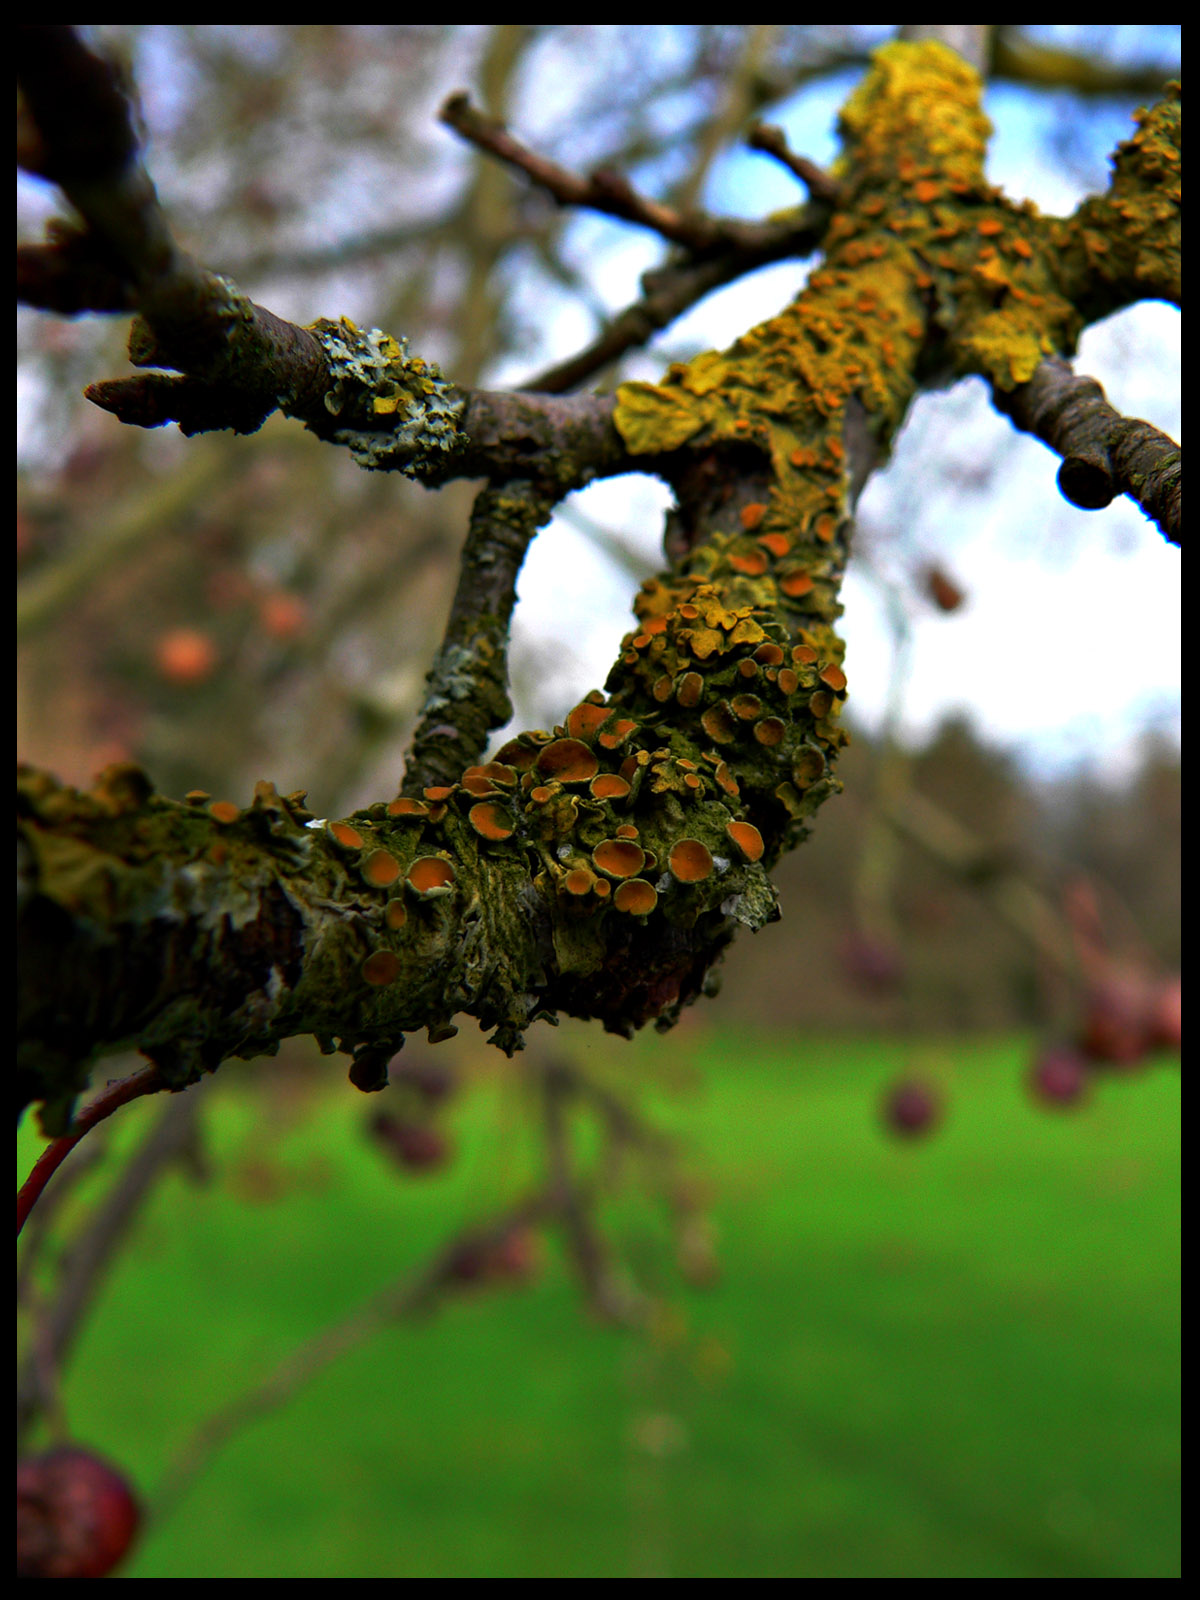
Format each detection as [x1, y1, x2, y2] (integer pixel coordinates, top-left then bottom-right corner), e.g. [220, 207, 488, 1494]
[306, 316, 467, 472]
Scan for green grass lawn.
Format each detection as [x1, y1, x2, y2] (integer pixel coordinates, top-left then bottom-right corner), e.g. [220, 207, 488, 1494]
[18, 1028, 1180, 1578]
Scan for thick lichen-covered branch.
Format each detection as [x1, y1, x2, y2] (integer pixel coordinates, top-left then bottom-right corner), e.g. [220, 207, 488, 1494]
[17, 41, 1182, 1131]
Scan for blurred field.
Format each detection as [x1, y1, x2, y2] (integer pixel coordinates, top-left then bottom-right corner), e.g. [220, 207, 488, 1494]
[18, 1028, 1180, 1578]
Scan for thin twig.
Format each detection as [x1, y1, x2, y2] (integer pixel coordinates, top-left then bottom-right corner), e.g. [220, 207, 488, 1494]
[522, 207, 831, 393]
[17, 1064, 167, 1238]
[17, 1084, 207, 1443]
[440, 91, 784, 257]
[540, 1061, 636, 1323]
[746, 120, 841, 203]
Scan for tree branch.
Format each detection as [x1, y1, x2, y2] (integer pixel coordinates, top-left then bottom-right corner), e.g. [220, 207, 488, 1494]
[401, 480, 558, 795]
[439, 91, 781, 257]
[990, 357, 1181, 543]
[745, 121, 841, 204]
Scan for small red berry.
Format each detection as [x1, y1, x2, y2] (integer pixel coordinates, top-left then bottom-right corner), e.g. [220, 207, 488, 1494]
[391, 1056, 457, 1105]
[881, 1078, 943, 1138]
[370, 1112, 451, 1171]
[17, 1447, 140, 1579]
[257, 589, 308, 641]
[489, 1226, 541, 1283]
[840, 931, 904, 994]
[154, 626, 218, 685]
[1027, 1045, 1091, 1108]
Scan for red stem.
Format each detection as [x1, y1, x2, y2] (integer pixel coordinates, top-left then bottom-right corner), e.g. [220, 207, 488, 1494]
[17, 1065, 167, 1238]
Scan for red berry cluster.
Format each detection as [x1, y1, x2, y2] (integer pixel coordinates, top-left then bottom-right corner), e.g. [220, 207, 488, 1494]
[1027, 969, 1181, 1111]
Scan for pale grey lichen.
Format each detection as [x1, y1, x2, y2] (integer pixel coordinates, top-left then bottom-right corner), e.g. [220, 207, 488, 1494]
[306, 316, 466, 475]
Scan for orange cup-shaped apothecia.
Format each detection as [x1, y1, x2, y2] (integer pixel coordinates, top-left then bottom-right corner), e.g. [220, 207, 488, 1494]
[668, 838, 714, 883]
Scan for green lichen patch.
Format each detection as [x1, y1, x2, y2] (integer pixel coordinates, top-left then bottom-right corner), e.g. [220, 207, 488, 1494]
[305, 316, 466, 473]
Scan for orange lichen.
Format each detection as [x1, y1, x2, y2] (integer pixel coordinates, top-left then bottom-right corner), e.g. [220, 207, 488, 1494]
[535, 738, 599, 784]
[388, 796, 430, 818]
[792, 644, 819, 664]
[407, 856, 456, 895]
[329, 820, 365, 850]
[460, 772, 499, 796]
[363, 849, 402, 888]
[714, 761, 739, 797]
[737, 659, 760, 680]
[777, 668, 800, 695]
[701, 704, 737, 743]
[615, 823, 639, 839]
[593, 839, 646, 878]
[739, 502, 767, 530]
[754, 718, 786, 746]
[590, 773, 632, 801]
[819, 663, 848, 692]
[362, 950, 402, 986]
[808, 690, 835, 719]
[614, 878, 658, 915]
[780, 570, 815, 598]
[597, 718, 638, 750]
[757, 531, 791, 559]
[726, 820, 765, 862]
[209, 801, 240, 824]
[564, 867, 597, 896]
[676, 672, 704, 708]
[729, 548, 769, 576]
[566, 702, 612, 742]
[423, 786, 456, 803]
[669, 838, 715, 883]
[793, 747, 826, 786]
[493, 739, 537, 772]
[468, 801, 516, 841]
[753, 642, 785, 666]
[731, 694, 763, 720]
[385, 900, 408, 931]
